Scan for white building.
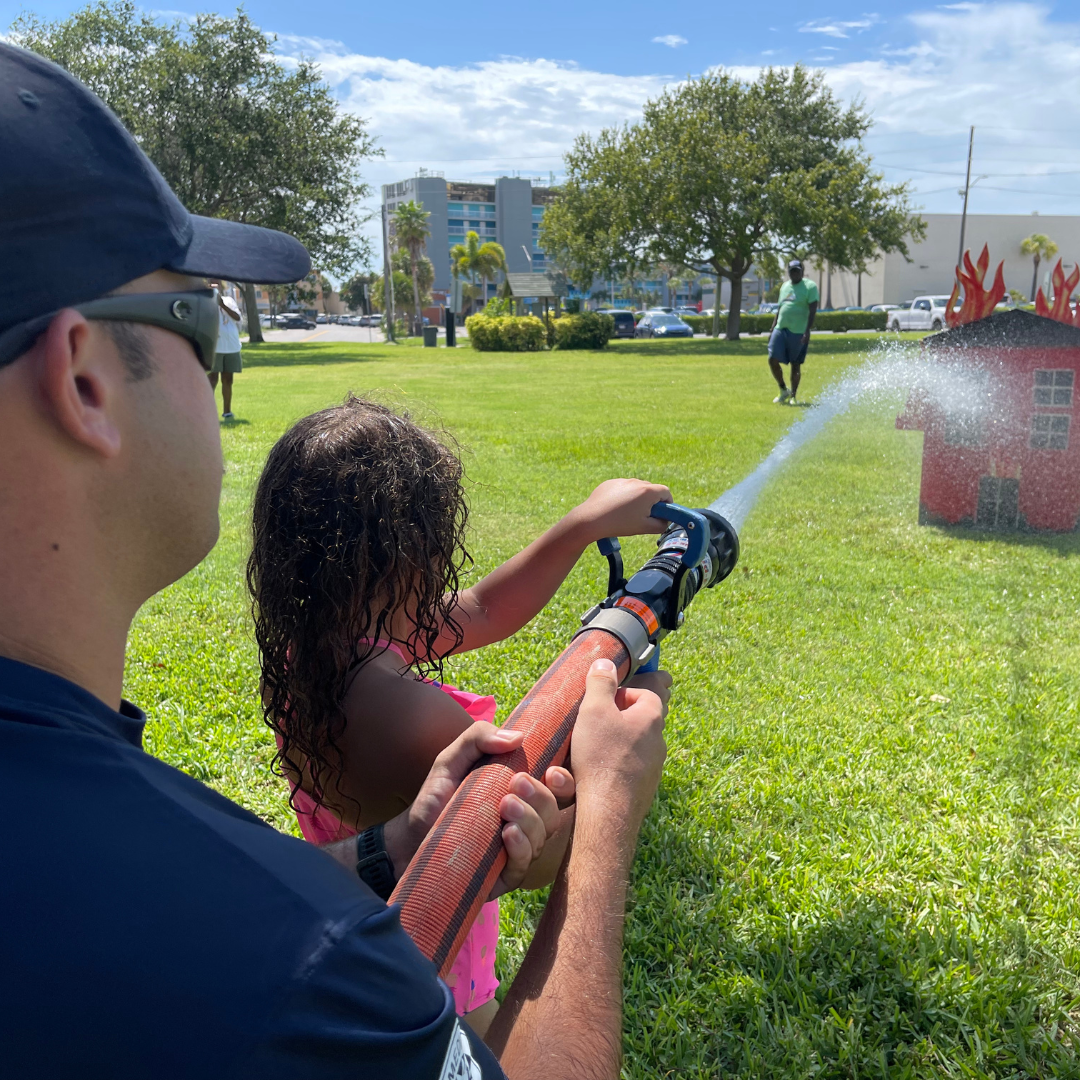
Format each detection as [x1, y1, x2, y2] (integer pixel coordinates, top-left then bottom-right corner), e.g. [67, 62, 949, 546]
[821, 213, 1080, 307]
[703, 213, 1080, 311]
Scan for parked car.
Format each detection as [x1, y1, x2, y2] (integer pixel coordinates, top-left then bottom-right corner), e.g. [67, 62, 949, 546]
[869, 304, 900, 313]
[647, 306, 674, 315]
[275, 312, 317, 330]
[889, 295, 953, 332]
[635, 313, 694, 338]
[753, 302, 780, 314]
[595, 309, 636, 338]
[673, 306, 700, 318]
[316, 314, 327, 324]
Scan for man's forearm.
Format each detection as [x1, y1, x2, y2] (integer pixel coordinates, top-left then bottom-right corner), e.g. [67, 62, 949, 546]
[487, 799, 637, 1080]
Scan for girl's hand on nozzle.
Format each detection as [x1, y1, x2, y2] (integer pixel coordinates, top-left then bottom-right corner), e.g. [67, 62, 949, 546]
[570, 478, 673, 544]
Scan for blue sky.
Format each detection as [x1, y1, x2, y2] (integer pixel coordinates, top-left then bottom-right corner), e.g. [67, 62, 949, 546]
[6, 0, 1080, 242]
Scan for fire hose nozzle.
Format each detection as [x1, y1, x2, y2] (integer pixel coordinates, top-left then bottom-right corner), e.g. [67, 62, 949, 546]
[581, 502, 740, 676]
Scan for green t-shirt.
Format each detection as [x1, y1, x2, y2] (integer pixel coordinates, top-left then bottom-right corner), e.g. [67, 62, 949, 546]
[776, 278, 820, 334]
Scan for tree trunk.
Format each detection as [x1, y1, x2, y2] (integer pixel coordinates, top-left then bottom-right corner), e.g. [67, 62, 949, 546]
[242, 281, 264, 343]
[1031, 256, 1040, 302]
[826, 263, 833, 309]
[727, 274, 744, 340]
[411, 260, 421, 337]
[711, 272, 723, 338]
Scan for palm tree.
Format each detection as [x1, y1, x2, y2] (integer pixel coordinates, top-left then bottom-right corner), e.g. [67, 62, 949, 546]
[393, 201, 431, 335]
[451, 231, 509, 313]
[475, 240, 507, 305]
[1020, 233, 1058, 302]
[451, 231, 482, 314]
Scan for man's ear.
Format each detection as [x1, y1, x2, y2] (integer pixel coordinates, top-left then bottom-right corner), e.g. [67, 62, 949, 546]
[35, 311, 123, 458]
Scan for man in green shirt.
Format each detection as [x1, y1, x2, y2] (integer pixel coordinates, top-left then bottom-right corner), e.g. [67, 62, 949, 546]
[768, 259, 819, 404]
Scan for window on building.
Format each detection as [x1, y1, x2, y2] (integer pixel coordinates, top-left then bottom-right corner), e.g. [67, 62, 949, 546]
[1034, 369, 1074, 406]
[944, 412, 984, 447]
[1031, 413, 1070, 450]
[448, 202, 464, 212]
[469, 220, 482, 229]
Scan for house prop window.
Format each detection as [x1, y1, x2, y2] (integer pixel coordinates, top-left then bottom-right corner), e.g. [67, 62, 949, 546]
[1034, 369, 1074, 407]
[1030, 413, 1070, 450]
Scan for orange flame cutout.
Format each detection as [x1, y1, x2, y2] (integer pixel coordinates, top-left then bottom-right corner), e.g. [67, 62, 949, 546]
[946, 244, 1006, 328]
[1034, 258, 1079, 325]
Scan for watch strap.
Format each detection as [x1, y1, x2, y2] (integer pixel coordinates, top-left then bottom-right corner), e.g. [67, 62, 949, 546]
[355, 822, 396, 901]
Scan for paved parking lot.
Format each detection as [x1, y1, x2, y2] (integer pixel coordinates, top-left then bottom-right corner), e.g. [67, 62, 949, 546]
[259, 324, 387, 344]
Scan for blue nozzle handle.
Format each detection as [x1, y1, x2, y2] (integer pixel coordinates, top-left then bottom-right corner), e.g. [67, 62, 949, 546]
[649, 502, 710, 569]
[596, 536, 621, 556]
[638, 646, 660, 673]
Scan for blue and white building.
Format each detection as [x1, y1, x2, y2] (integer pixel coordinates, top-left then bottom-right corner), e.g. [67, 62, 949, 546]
[382, 172, 556, 301]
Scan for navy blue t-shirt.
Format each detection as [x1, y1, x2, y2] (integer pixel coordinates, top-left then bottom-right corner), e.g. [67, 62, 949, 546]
[0, 657, 505, 1079]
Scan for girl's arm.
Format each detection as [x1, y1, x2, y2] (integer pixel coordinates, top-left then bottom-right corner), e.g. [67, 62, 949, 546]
[442, 478, 672, 655]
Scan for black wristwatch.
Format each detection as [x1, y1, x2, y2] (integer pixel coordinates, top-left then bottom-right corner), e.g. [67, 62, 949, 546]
[355, 823, 396, 901]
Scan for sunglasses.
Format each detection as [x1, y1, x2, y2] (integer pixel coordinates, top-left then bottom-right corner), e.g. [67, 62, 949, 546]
[0, 289, 221, 371]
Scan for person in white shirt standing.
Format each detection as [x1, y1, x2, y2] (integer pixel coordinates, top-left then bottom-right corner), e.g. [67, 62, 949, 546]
[209, 285, 243, 419]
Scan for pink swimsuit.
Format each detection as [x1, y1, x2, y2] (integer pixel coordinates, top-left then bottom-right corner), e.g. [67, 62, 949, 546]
[283, 641, 501, 1017]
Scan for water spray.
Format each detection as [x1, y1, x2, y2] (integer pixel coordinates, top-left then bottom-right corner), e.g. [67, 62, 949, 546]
[391, 343, 1000, 974]
[389, 502, 739, 975]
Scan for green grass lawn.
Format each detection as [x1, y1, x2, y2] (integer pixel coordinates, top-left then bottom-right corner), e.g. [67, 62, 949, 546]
[125, 334, 1080, 1078]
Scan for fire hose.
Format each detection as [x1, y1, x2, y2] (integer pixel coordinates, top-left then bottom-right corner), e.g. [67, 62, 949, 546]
[388, 502, 740, 976]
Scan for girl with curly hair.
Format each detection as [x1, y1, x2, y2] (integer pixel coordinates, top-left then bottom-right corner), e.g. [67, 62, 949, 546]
[248, 395, 670, 1034]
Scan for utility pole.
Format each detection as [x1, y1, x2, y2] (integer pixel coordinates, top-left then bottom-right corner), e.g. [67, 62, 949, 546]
[957, 125, 975, 271]
[381, 200, 396, 342]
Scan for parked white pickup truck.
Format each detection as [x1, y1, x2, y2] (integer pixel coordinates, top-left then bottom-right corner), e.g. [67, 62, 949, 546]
[889, 295, 953, 333]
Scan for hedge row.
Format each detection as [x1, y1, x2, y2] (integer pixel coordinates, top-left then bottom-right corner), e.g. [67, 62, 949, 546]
[683, 310, 887, 335]
[554, 312, 613, 350]
[466, 310, 888, 350]
[682, 313, 774, 335]
[466, 312, 614, 351]
[465, 314, 546, 351]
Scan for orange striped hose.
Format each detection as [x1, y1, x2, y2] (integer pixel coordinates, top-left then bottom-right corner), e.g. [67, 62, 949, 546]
[390, 627, 631, 976]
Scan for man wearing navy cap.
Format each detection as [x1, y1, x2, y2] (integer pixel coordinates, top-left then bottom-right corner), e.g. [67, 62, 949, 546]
[0, 43, 670, 1080]
[767, 259, 819, 404]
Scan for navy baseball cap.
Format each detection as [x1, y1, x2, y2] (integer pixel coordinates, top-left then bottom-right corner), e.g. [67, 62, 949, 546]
[0, 43, 310, 344]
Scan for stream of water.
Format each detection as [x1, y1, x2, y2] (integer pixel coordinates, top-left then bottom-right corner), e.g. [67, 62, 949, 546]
[709, 344, 994, 532]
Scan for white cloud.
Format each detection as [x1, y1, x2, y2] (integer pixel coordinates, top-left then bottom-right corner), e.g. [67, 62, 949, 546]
[652, 34, 688, 47]
[800, 18, 875, 38]
[270, 2, 1080, 262]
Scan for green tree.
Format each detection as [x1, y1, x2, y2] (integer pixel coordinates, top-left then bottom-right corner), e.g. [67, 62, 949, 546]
[1020, 234, 1058, 302]
[371, 250, 433, 330]
[340, 272, 377, 314]
[10, 1, 380, 342]
[542, 66, 922, 339]
[451, 231, 507, 312]
[393, 201, 431, 335]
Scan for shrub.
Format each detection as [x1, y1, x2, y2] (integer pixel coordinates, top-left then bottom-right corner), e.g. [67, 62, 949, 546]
[814, 310, 887, 332]
[482, 296, 514, 316]
[554, 312, 614, 350]
[465, 314, 546, 351]
[683, 313, 773, 335]
[683, 310, 888, 336]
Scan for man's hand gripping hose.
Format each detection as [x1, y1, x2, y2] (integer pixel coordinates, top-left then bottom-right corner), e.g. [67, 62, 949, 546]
[388, 502, 739, 975]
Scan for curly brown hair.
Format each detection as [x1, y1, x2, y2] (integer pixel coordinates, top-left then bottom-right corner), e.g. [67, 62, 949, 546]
[247, 395, 470, 813]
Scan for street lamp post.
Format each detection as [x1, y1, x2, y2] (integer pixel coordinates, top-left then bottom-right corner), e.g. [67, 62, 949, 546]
[956, 128, 987, 271]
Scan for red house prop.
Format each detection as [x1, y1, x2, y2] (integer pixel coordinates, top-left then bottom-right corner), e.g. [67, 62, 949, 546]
[897, 308, 1080, 531]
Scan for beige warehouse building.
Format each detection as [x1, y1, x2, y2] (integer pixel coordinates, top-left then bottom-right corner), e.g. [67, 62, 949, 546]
[823, 213, 1080, 307]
